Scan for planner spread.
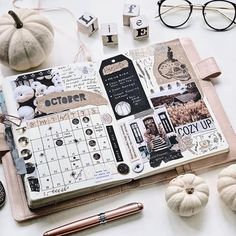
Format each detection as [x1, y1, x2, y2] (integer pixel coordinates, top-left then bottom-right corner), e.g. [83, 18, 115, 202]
[1, 39, 229, 209]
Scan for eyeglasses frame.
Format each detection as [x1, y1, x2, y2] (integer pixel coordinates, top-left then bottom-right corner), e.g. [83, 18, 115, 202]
[157, 0, 236, 31]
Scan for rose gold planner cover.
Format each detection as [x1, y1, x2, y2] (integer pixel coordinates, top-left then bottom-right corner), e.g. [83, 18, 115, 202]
[1, 38, 236, 222]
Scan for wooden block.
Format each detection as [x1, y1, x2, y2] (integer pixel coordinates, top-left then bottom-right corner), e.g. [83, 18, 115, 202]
[123, 4, 140, 26]
[101, 23, 118, 46]
[130, 15, 149, 40]
[77, 12, 98, 36]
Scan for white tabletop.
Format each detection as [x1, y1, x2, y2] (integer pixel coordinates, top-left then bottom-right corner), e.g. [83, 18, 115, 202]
[1, 0, 236, 235]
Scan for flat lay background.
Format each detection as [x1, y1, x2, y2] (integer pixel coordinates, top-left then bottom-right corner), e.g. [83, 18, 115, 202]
[1, 0, 236, 235]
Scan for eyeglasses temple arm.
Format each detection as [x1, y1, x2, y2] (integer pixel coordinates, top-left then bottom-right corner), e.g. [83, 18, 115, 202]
[155, 4, 187, 18]
[209, 8, 236, 24]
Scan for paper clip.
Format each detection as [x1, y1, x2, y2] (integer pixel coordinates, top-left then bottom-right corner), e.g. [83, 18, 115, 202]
[0, 114, 22, 127]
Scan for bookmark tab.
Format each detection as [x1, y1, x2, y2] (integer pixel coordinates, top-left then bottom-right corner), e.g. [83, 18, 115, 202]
[5, 127, 27, 175]
[0, 123, 9, 154]
[196, 57, 221, 80]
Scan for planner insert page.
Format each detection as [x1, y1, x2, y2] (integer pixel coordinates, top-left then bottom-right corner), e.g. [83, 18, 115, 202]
[3, 63, 132, 208]
[98, 39, 229, 179]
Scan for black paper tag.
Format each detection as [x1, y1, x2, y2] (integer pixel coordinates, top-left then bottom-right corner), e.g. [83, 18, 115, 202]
[99, 54, 150, 120]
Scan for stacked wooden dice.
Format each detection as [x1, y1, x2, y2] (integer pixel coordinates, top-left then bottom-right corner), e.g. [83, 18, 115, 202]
[77, 3, 149, 46]
[123, 4, 149, 40]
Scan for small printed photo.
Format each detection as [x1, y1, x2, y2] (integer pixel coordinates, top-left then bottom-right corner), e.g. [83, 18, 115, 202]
[151, 81, 211, 127]
[12, 69, 64, 120]
[128, 109, 183, 169]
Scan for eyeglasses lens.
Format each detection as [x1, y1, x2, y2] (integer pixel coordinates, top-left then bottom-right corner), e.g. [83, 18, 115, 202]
[159, 0, 191, 27]
[204, 1, 235, 30]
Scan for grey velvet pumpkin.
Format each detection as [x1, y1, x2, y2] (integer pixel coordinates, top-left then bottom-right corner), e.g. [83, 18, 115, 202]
[0, 9, 54, 71]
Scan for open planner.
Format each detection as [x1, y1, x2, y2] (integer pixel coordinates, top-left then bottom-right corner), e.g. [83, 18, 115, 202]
[0, 39, 229, 209]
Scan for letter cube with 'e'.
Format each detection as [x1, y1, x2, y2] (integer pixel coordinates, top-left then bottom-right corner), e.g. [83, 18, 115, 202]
[101, 23, 118, 46]
[123, 4, 140, 26]
[130, 15, 149, 40]
[77, 12, 98, 36]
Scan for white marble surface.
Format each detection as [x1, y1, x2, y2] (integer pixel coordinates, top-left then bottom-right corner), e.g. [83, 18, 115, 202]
[0, 0, 236, 235]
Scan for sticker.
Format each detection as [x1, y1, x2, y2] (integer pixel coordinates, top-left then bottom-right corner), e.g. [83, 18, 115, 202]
[106, 125, 123, 162]
[126, 109, 183, 168]
[27, 176, 40, 192]
[21, 149, 32, 160]
[115, 101, 131, 116]
[18, 137, 29, 147]
[25, 162, 36, 174]
[93, 153, 101, 160]
[95, 169, 112, 182]
[158, 47, 191, 81]
[36, 90, 108, 114]
[13, 69, 62, 120]
[132, 161, 144, 173]
[117, 163, 130, 175]
[99, 54, 150, 119]
[101, 113, 112, 124]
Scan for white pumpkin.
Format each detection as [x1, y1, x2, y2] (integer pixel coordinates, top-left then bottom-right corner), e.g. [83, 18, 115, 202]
[217, 164, 236, 211]
[165, 173, 209, 217]
[0, 9, 54, 71]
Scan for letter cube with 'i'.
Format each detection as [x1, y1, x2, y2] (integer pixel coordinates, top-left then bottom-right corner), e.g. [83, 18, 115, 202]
[130, 15, 149, 40]
[77, 12, 98, 36]
[123, 4, 140, 26]
[101, 23, 118, 46]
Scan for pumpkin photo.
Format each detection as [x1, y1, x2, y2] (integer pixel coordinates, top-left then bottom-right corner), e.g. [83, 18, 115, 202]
[0, 9, 54, 71]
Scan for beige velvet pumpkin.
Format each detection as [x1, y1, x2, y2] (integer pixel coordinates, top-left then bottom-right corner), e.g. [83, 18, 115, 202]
[0, 9, 54, 71]
[217, 164, 236, 211]
[165, 173, 209, 217]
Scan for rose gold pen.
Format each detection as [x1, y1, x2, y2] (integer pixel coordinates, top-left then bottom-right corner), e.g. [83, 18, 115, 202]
[43, 202, 143, 236]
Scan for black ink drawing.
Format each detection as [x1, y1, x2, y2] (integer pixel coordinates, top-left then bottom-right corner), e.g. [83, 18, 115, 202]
[158, 47, 191, 81]
[135, 59, 154, 94]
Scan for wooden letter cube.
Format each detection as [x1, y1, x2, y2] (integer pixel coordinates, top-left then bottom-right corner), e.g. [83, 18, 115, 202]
[101, 23, 118, 46]
[123, 4, 140, 26]
[77, 12, 98, 36]
[130, 15, 149, 40]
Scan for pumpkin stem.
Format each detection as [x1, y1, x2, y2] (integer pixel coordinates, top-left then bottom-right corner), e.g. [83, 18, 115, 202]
[186, 187, 194, 194]
[8, 10, 23, 29]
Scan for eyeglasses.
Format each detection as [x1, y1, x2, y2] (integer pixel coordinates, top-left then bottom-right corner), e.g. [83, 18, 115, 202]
[156, 0, 236, 31]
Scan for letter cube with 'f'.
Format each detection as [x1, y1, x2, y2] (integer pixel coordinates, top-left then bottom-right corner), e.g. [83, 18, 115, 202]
[123, 4, 140, 26]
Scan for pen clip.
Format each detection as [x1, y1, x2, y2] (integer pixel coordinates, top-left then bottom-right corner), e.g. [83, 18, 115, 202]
[115, 202, 138, 209]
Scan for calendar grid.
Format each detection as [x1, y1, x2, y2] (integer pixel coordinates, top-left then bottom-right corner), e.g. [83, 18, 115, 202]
[24, 107, 118, 192]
